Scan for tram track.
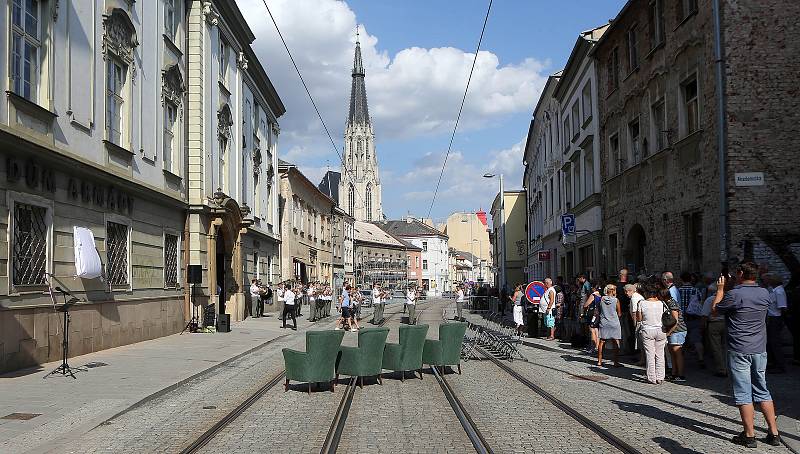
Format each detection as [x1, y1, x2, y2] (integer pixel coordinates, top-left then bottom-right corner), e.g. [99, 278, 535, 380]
[181, 298, 437, 454]
[474, 345, 643, 454]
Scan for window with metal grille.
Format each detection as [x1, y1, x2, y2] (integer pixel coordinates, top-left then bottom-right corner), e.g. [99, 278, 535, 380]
[106, 222, 129, 285]
[164, 234, 178, 287]
[13, 202, 48, 286]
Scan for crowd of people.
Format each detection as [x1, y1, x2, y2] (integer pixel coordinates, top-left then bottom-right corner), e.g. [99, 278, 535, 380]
[502, 262, 791, 448]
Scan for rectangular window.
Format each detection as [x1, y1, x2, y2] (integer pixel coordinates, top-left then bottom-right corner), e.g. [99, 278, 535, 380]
[564, 170, 572, 210]
[106, 221, 129, 286]
[609, 134, 621, 176]
[628, 119, 641, 166]
[648, 0, 665, 48]
[608, 234, 618, 273]
[163, 103, 177, 171]
[683, 77, 699, 135]
[683, 211, 703, 271]
[584, 151, 594, 197]
[651, 98, 666, 151]
[581, 83, 592, 124]
[10, 0, 41, 101]
[218, 135, 228, 192]
[626, 27, 638, 72]
[563, 117, 570, 151]
[549, 178, 555, 216]
[164, 234, 178, 288]
[608, 47, 620, 91]
[422, 260, 428, 270]
[106, 59, 127, 145]
[571, 101, 580, 138]
[422, 241, 428, 252]
[218, 38, 229, 82]
[164, 0, 177, 38]
[579, 245, 595, 273]
[573, 163, 581, 203]
[12, 202, 48, 286]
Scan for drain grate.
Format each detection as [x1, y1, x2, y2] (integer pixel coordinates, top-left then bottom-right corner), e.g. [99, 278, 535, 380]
[83, 362, 109, 369]
[202, 406, 217, 410]
[2, 413, 41, 421]
[569, 374, 608, 382]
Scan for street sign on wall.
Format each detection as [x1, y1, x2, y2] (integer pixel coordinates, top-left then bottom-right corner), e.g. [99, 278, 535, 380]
[735, 172, 765, 186]
[560, 214, 576, 235]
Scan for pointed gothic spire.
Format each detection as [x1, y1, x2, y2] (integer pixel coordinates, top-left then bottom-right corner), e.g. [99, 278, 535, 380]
[348, 25, 370, 125]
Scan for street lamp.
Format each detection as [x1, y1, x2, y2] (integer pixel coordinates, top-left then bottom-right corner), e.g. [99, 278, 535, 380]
[483, 173, 505, 291]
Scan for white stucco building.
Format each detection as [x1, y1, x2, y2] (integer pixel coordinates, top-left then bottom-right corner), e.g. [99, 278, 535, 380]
[378, 218, 449, 295]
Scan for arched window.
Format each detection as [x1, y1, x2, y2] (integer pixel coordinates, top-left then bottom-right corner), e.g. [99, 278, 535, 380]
[348, 184, 355, 215]
[365, 184, 372, 221]
[357, 139, 364, 160]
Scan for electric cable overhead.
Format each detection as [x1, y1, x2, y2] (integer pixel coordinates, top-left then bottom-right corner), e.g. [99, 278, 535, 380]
[260, 0, 366, 210]
[426, 0, 493, 219]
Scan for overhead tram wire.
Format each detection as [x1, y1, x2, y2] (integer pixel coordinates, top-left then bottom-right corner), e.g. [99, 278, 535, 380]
[260, 0, 366, 209]
[426, 0, 493, 219]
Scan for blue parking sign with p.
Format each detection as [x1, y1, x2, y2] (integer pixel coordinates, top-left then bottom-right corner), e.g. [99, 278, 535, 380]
[561, 214, 575, 235]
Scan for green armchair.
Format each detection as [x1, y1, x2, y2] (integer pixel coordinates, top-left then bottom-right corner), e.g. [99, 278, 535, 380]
[282, 330, 345, 394]
[382, 324, 429, 381]
[422, 322, 468, 374]
[336, 327, 390, 388]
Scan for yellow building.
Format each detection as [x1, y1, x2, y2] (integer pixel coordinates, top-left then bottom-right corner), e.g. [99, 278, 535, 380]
[490, 191, 527, 290]
[442, 211, 492, 283]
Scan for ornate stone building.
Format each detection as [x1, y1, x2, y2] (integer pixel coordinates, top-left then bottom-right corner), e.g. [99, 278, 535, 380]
[338, 33, 382, 222]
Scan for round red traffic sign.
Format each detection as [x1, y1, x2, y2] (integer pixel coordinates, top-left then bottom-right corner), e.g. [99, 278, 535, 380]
[525, 281, 545, 304]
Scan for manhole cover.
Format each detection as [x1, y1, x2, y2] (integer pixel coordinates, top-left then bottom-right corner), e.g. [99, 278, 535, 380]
[84, 362, 109, 369]
[2, 413, 41, 421]
[569, 374, 608, 382]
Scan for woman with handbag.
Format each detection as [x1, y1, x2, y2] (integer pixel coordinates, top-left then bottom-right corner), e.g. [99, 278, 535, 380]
[512, 284, 525, 336]
[583, 282, 603, 354]
[597, 284, 623, 367]
[638, 277, 672, 383]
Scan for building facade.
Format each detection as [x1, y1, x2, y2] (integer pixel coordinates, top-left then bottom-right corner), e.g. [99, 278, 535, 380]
[594, 0, 800, 280]
[278, 160, 335, 286]
[353, 221, 406, 290]
[378, 219, 449, 295]
[491, 191, 526, 288]
[185, 1, 284, 322]
[0, 0, 286, 372]
[402, 239, 423, 289]
[442, 211, 491, 283]
[338, 35, 382, 222]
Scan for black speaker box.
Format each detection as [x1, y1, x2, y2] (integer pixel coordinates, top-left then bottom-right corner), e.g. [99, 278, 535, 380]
[187, 265, 202, 284]
[216, 313, 231, 333]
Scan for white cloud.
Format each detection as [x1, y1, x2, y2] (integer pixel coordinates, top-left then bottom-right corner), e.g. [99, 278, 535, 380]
[239, 0, 547, 143]
[391, 139, 526, 214]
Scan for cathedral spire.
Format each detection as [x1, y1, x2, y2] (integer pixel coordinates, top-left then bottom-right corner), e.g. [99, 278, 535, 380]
[348, 25, 369, 125]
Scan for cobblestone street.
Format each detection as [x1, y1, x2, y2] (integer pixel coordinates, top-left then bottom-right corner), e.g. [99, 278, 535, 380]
[1, 299, 798, 453]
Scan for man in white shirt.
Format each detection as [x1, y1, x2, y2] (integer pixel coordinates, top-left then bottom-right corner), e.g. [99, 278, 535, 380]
[371, 284, 383, 324]
[281, 285, 297, 330]
[541, 278, 557, 340]
[625, 284, 645, 365]
[406, 287, 417, 325]
[456, 285, 465, 321]
[766, 275, 787, 373]
[250, 279, 263, 318]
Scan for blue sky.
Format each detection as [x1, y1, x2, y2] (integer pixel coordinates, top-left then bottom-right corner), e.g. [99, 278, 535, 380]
[240, 0, 627, 223]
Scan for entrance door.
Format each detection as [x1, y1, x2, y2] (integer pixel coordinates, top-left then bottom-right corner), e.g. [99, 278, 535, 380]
[216, 234, 226, 314]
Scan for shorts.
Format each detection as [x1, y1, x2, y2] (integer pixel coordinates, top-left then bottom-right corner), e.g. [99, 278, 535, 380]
[667, 330, 686, 346]
[341, 306, 352, 319]
[728, 351, 772, 405]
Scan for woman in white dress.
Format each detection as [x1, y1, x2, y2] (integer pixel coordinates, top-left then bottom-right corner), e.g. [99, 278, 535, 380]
[512, 284, 525, 336]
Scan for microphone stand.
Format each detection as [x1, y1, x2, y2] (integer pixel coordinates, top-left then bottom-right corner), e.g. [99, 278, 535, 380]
[43, 276, 86, 379]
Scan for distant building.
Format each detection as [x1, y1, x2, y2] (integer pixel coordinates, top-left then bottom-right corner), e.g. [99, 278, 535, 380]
[442, 211, 492, 284]
[402, 239, 424, 289]
[377, 219, 450, 295]
[339, 34, 382, 222]
[490, 191, 527, 289]
[353, 221, 406, 290]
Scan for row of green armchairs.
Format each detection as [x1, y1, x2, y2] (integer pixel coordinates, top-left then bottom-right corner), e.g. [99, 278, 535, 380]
[282, 322, 468, 393]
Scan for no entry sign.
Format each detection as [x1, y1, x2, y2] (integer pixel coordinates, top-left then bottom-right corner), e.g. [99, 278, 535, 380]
[525, 281, 545, 304]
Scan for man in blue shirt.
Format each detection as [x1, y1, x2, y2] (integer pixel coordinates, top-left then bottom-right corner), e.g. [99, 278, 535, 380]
[713, 262, 780, 448]
[336, 284, 356, 331]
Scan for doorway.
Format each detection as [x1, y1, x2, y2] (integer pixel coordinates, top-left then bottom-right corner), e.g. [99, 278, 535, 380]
[624, 224, 647, 275]
[216, 233, 226, 314]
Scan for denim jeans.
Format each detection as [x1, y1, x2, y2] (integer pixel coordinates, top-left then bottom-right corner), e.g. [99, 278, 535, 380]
[728, 351, 771, 405]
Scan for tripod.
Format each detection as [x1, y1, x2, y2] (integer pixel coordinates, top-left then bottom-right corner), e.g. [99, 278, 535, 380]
[43, 286, 85, 379]
[181, 283, 199, 334]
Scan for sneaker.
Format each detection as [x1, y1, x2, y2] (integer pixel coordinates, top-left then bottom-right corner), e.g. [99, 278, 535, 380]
[673, 376, 687, 383]
[732, 432, 757, 448]
[335, 327, 341, 330]
[762, 433, 781, 447]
